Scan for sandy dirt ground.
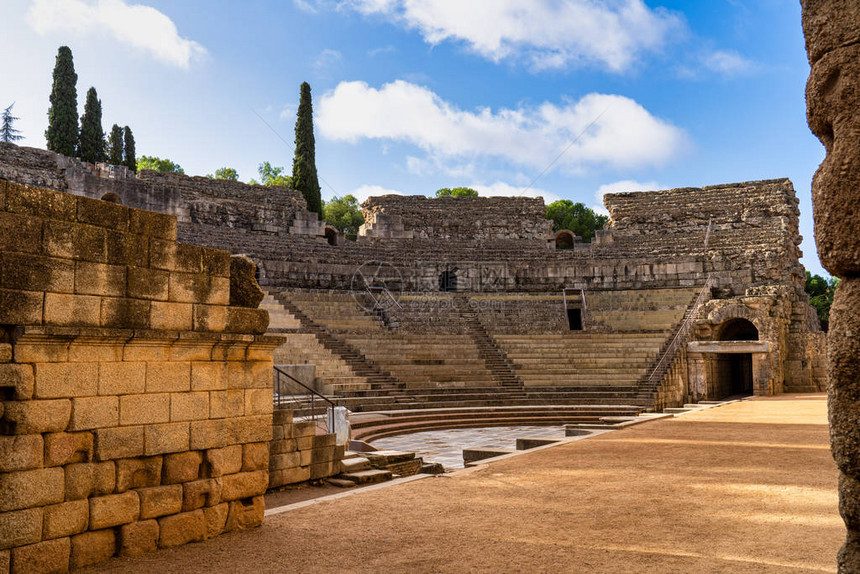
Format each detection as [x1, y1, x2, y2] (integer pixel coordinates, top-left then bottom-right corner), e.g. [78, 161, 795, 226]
[87, 394, 842, 573]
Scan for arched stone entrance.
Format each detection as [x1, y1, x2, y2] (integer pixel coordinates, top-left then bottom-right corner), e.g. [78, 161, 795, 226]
[555, 230, 577, 250]
[439, 271, 458, 292]
[324, 226, 339, 246]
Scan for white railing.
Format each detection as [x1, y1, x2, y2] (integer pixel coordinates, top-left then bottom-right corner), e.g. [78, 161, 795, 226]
[645, 274, 715, 387]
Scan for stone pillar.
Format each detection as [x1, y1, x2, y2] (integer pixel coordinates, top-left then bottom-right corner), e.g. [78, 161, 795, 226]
[802, 2, 860, 570]
[686, 352, 706, 402]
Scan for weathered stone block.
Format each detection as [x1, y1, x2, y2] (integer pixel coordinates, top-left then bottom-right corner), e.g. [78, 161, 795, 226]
[119, 393, 170, 425]
[225, 308, 269, 334]
[162, 451, 202, 484]
[229, 255, 264, 308]
[127, 267, 169, 301]
[209, 390, 244, 419]
[0, 289, 43, 325]
[0, 550, 8, 574]
[0, 212, 42, 256]
[269, 438, 297, 455]
[118, 519, 159, 557]
[145, 362, 190, 393]
[74, 261, 126, 297]
[138, 485, 183, 519]
[5, 183, 76, 220]
[828, 279, 860, 476]
[89, 492, 139, 529]
[191, 362, 226, 391]
[272, 410, 293, 426]
[72, 224, 107, 263]
[269, 452, 300, 472]
[100, 297, 150, 329]
[144, 422, 190, 456]
[182, 478, 221, 511]
[243, 442, 269, 472]
[227, 361, 271, 390]
[170, 391, 209, 422]
[228, 415, 273, 444]
[224, 496, 264, 532]
[168, 272, 212, 304]
[13, 340, 70, 363]
[208, 278, 230, 306]
[2, 399, 71, 434]
[67, 341, 123, 363]
[220, 470, 268, 502]
[34, 362, 98, 398]
[106, 229, 149, 267]
[0, 467, 64, 511]
[76, 194, 128, 230]
[42, 218, 74, 259]
[43, 500, 89, 539]
[190, 419, 228, 450]
[69, 396, 119, 430]
[192, 304, 227, 332]
[0, 508, 43, 550]
[64, 462, 115, 500]
[43, 292, 101, 327]
[94, 426, 144, 460]
[1, 253, 74, 293]
[99, 361, 146, 395]
[151, 241, 202, 274]
[802, 0, 860, 64]
[10, 537, 70, 574]
[44, 432, 93, 466]
[115, 456, 163, 492]
[129, 209, 176, 241]
[205, 445, 243, 477]
[0, 435, 43, 472]
[70, 529, 116, 570]
[150, 301, 193, 331]
[203, 503, 229, 539]
[244, 388, 272, 417]
[158, 510, 205, 548]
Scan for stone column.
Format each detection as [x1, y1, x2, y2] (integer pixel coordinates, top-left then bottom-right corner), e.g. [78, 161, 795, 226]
[802, 2, 860, 570]
[686, 352, 706, 402]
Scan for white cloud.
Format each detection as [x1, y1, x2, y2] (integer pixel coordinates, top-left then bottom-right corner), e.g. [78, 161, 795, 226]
[342, 0, 683, 72]
[350, 184, 404, 203]
[593, 179, 659, 215]
[469, 181, 561, 203]
[703, 50, 754, 76]
[27, 0, 205, 68]
[314, 48, 343, 71]
[318, 80, 685, 172]
[368, 45, 397, 57]
[293, 0, 318, 13]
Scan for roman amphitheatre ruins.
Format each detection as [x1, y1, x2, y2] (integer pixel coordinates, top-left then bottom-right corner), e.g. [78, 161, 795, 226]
[0, 2, 858, 572]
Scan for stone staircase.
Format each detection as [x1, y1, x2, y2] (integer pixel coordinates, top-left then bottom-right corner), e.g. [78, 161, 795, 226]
[458, 301, 523, 387]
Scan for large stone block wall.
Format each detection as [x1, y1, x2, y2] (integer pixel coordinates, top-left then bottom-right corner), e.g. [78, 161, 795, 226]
[802, 2, 860, 570]
[268, 410, 344, 488]
[360, 195, 554, 243]
[0, 180, 282, 572]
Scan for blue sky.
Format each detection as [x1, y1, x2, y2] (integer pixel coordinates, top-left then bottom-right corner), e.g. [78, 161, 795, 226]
[1, 0, 827, 276]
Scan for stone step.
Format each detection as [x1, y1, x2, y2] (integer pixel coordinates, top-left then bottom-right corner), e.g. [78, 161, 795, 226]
[339, 469, 393, 484]
[340, 457, 372, 473]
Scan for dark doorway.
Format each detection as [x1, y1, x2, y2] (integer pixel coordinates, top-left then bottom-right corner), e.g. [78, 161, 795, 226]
[324, 227, 338, 246]
[713, 353, 754, 398]
[567, 308, 583, 330]
[439, 271, 457, 292]
[718, 318, 759, 341]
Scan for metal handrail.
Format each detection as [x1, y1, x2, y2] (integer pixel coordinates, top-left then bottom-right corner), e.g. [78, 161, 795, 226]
[645, 274, 715, 387]
[272, 365, 337, 419]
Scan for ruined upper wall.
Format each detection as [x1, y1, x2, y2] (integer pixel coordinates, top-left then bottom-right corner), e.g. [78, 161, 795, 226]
[360, 195, 554, 243]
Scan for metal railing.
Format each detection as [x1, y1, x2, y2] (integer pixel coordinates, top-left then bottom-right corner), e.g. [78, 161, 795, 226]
[645, 274, 715, 387]
[273, 365, 337, 431]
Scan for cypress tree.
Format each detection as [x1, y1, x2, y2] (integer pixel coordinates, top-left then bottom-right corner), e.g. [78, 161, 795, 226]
[291, 82, 322, 215]
[1, 103, 23, 143]
[78, 87, 106, 164]
[45, 46, 78, 157]
[123, 126, 136, 173]
[108, 124, 124, 165]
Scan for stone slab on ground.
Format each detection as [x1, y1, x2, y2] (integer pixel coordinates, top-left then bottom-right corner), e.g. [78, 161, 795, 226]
[339, 469, 392, 485]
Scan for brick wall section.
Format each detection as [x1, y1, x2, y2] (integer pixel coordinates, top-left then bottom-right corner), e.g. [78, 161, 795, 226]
[0, 180, 283, 572]
[268, 410, 344, 488]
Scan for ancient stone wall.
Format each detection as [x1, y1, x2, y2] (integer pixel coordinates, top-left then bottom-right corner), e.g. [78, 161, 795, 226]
[360, 195, 554, 243]
[802, 2, 860, 570]
[0, 181, 281, 571]
[268, 410, 344, 488]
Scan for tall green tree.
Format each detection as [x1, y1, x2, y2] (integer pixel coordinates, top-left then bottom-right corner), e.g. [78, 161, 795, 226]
[805, 271, 839, 331]
[1, 103, 23, 143]
[107, 124, 124, 165]
[292, 82, 322, 215]
[207, 167, 239, 181]
[137, 155, 184, 174]
[250, 162, 291, 187]
[324, 195, 365, 235]
[78, 87, 106, 163]
[123, 126, 136, 172]
[435, 187, 479, 198]
[45, 46, 78, 157]
[545, 200, 608, 243]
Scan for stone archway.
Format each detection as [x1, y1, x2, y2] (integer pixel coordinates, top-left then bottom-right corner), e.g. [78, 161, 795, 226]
[555, 230, 577, 250]
[717, 318, 759, 341]
[324, 226, 339, 246]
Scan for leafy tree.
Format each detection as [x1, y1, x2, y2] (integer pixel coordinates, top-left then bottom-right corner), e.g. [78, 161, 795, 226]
[123, 126, 136, 173]
[435, 187, 479, 198]
[46, 46, 78, 157]
[1, 103, 23, 143]
[805, 271, 839, 331]
[545, 200, 608, 243]
[324, 195, 365, 235]
[292, 82, 322, 215]
[250, 161, 291, 187]
[78, 87, 106, 163]
[137, 155, 184, 174]
[107, 124, 124, 165]
[207, 167, 239, 181]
